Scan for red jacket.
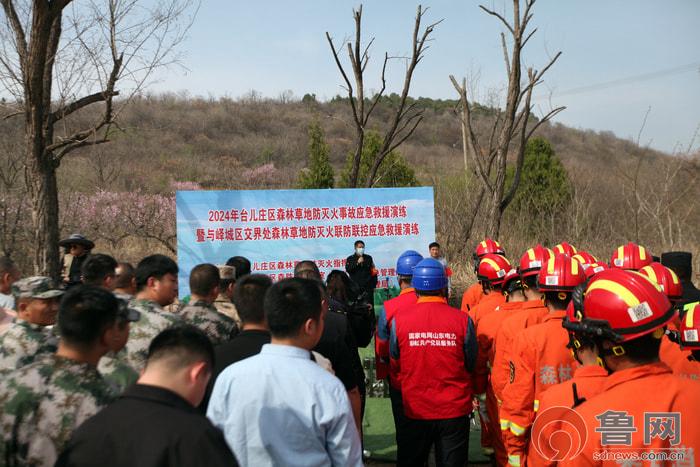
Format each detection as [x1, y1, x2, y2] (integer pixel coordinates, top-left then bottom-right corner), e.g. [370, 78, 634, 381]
[391, 296, 479, 419]
[375, 287, 418, 385]
[558, 363, 700, 466]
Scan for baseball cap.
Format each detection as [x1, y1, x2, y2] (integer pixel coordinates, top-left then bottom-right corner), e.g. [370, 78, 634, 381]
[12, 276, 64, 300]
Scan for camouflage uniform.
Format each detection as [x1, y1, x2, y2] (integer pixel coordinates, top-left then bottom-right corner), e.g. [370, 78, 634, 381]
[121, 298, 182, 372]
[0, 319, 58, 370]
[98, 352, 139, 394]
[96, 294, 142, 394]
[214, 293, 242, 328]
[0, 354, 115, 466]
[113, 291, 134, 302]
[0, 274, 64, 371]
[178, 299, 237, 345]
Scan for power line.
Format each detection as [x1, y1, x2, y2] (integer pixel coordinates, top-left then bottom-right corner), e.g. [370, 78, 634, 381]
[534, 61, 700, 100]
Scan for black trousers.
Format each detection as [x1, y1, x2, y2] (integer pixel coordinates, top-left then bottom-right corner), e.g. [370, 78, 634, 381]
[389, 384, 409, 457]
[397, 415, 469, 467]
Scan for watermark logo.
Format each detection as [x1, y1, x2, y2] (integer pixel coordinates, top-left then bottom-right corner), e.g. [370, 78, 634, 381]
[531, 406, 588, 462]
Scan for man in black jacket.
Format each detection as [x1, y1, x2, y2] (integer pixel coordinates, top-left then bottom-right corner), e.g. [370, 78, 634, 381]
[662, 251, 700, 305]
[345, 240, 378, 300]
[56, 326, 238, 467]
[294, 260, 363, 435]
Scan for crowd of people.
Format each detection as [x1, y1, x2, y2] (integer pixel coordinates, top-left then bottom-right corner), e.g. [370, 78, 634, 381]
[376, 240, 700, 467]
[0, 232, 699, 466]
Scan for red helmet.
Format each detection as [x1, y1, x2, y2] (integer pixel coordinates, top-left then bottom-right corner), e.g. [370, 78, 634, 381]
[638, 263, 683, 302]
[554, 242, 578, 257]
[572, 251, 598, 269]
[610, 242, 653, 271]
[477, 254, 512, 286]
[680, 303, 700, 350]
[474, 238, 505, 259]
[573, 269, 674, 343]
[538, 254, 587, 292]
[519, 245, 555, 278]
[502, 268, 523, 294]
[584, 261, 609, 279]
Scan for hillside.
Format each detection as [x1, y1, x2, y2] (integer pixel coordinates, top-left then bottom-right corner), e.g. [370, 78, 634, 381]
[1, 94, 698, 284]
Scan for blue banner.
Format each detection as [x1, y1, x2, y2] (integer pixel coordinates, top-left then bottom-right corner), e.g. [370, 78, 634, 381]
[176, 187, 436, 298]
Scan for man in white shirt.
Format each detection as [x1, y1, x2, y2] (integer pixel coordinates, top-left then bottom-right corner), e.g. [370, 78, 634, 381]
[0, 257, 20, 333]
[207, 277, 362, 467]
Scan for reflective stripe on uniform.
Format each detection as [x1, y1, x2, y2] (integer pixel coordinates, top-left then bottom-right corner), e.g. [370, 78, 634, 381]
[533, 399, 540, 412]
[508, 454, 521, 466]
[510, 421, 526, 436]
[500, 418, 510, 431]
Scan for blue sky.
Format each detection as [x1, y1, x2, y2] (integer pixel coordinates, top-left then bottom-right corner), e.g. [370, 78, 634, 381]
[153, 1, 700, 154]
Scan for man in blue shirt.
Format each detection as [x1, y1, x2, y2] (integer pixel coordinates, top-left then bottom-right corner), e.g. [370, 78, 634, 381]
[207, 277, 362, 467]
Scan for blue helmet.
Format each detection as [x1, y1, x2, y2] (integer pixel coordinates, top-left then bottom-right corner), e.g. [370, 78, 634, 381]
[411, 258, 448, 291]
[396, 250, 424, 276]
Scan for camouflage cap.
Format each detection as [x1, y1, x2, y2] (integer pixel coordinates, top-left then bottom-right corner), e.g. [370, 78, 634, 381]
[217, 265, 236, 281]
[12, 276, 64, 300]
[116, 298, 141, 322]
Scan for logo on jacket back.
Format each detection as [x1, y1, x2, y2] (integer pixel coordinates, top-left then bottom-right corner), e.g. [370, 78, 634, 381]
[531, 406, 588, 462]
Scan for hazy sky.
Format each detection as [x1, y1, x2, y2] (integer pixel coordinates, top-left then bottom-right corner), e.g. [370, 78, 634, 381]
[152, 1, 700, 154]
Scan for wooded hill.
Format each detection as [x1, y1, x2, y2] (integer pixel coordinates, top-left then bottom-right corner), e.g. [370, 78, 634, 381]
[1, 94, 698, 284]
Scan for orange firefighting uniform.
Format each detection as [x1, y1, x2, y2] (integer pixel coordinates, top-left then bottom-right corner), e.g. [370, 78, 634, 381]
[527, 365, 608, 467]
[660, 333, 700, 381]
[501, 310, 578, 467]
[558, 362, 700, 466]
[461, 282, 484, 312]
[468, 290, 506, 452]
[492, 300, 549, 402]
[468, 291, 506, 329]
[475, 300, 526, 465]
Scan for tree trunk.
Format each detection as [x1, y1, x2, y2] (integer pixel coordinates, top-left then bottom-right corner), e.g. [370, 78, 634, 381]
[485, 146, 508, 238]
[348, 130, 364, 188]
[26, 146, 60, 281]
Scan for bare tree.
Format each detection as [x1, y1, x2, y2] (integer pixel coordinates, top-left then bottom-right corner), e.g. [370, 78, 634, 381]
[621, 122, 700, 248]
[0, 0, 197, 279]
[450, 0, 564, 238]
[326, 4, 441, 188]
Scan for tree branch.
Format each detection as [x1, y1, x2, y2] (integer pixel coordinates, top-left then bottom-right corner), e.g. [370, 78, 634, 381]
[363, 52, 388, 126]
[365, 5, 442, 186]
[0, 0, 28, 60]
[450, 75, 493, 193]
[325, 32, 361, 128]
[50, 90, 119, 124]
[479, 5, 514, 35]
[500, 32, 511, 76]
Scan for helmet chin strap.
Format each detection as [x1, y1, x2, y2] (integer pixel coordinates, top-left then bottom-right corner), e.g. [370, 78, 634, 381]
[568, 335, 611, 374]
[591, 337, 621, 373]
